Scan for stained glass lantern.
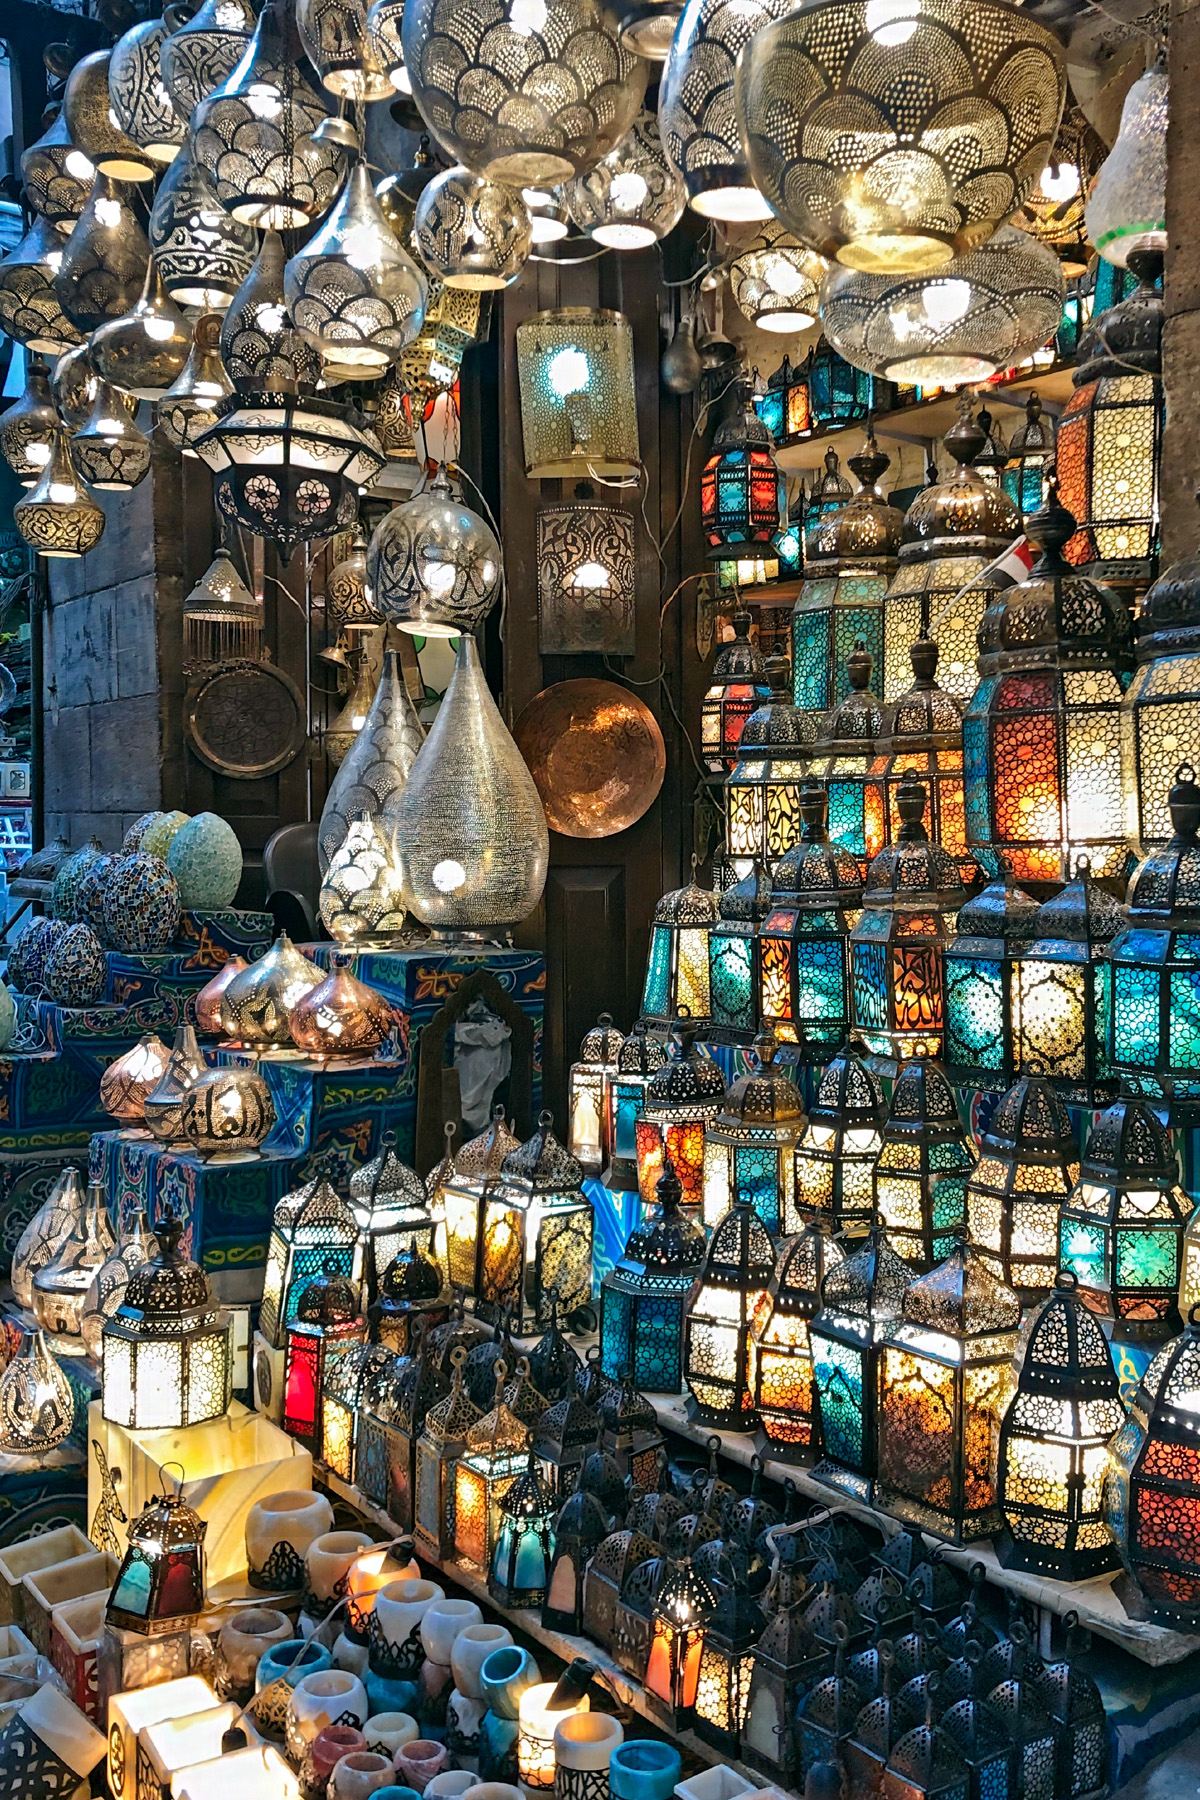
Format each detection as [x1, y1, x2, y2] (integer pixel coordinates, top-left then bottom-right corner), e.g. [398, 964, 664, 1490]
[995, 1271, 1125, 1580]
[634, 1026, 726, 1210]
[876, 1240, 1021, 1545]
[702, 384, 783, 569]
[490, 1453, 557, 1608]
[693, 1573, 764, 1756]
[809, 640, 888, 872]
[442, 1106, 521, 1296]
[477, 1114, 593, 1331]
[644, 1557, 718, 1730]
[258, 1173, 362, 1349]
[1013, 871, 1123, 1106]
[742, 1585, 828, 1781]
[599, 1375, 666, 1488]
[700, 610, 771, 776]
[349, 1131, 440, 1306]
[727, 657, 817, 876]
[280, 1266, 367, 1453]
[1122, 528, 1200, 858]
[514, 307, 641, 479]
[1001, 393, 1055, 526]
[600, 1160, 707, 1393]
[100, 1212, 233, 1432]
[808, 341, 891, 435]
[793, 1045, 885, 1238]
[1109, 766, 1200, 1116]
[323, 1339, 395, 1481]
[868, 640, 979, 886]
[708, 862, 773, 1040]
[963, 487, 1136, 896]
[415, 1345, 480, 1559]
[1058, 1097, 1190, 1343]
[750, 1222, 846, 1462]
[850, 774, 970, 1077]
[454, 1363, 531, 1571]
[684, 1199, 775, 1426]
[874, 1062, 975, 1272]
[544, 1482, 613, 1634]
[532, 1391, 603, 1500]
[107, 1490, 206, 1637]
[1057, 251, 1162, 594]
[965, 1078, 1080, 1301]
[758, 356, 812, 448]
[701, 1036, 806, 1236]
[759, 785, 863, 1061]
[943, 882, 1040, 1093]
[641, 867, 722, 1027]
[568, 1013, 625, 1173]
[372, 1244, 448, 1356]
[356, 1335, 449, 1527]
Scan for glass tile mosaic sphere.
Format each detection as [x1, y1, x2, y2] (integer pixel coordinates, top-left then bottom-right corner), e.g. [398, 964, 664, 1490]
[78, 855, 119, 939]
[7, 916, 70, 994]
[167, 812, 244, 910]
[140, 810, 191, 860]
[101, 853, 183, 953]
[51, 838, 104, 924]
[42, 923, 107, 1007]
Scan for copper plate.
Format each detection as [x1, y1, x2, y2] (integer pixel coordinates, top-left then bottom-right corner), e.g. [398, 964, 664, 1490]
[514, 678, 666, 839]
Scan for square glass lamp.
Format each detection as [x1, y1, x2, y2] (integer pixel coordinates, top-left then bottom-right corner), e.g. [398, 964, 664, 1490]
[809, 1228, 912, 1506]
[414, 1345, 481, 1559]
[758, 782, 863, 1064]
[964, 1077, 1080, 1303]
[684, 1200, 776, 1428]
[567, 1013, 625, 1173]
[101, 1213, 232, 1433]
[873, 1062, 975, 1273]
[943, 881, 1040, 1093]
[750, 1221, 845, 1462]
[700, 1036, 806, 1237]
[477, 1114, 593, 1331]
[604, 1023, 668, 1192]
[600, 1160, 707, 1394]
[1013, 874, 1124, 1108]
[792, 1045, 884, 1240]
[453, 1366, 530, 1570]
[634, 1026, 726, 1212]
[442, 1106, 521, 1296]
[348, 1130, 441, 1303]
[516, 307, 639, 479]
[280, 1266, 367, 1454]
[641, 868, 722, 1028]
[258, 1174, 361, 1350]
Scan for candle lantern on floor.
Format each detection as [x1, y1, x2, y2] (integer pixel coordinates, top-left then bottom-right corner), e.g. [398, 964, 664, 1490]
[943, 882, 1040, 1093]
[355, 1331, 449, 1528]
[582, 1528, 657, 1649]
[1033, 1619, 1107, 1800]
[742, 1581, 828, 1781]
[810, 1228, 911, 1505]
[701, 1035, 806, 1235]
[806, 641, 887, 871]
[601, 1162, 706, 1392]
[442, 1105, 521, 1296]
[708, 862, 773, 1040]
[982, 1625, 1061, 1800]
[965, 1078, 1080, 1301]
[567, 1013, 625, 1173]
[1057, 1098, 1190, 1342]
[100, 1211, 233, 1431]
[759, 785, 862, 1060]
[107, 1488, 206, 1636]
[349, 1131, 441, 1305]
[478, 1113, 593, 1331]
[873, 1062, 975, 1271]
[490, 1452, 557, 1608]
[684, 1199, 775, 1427]
[604, 1024, 668, 1191]
[1013, 870, 1124, 1107]
[281, 1265, 367, 1453]
[867, 639, 980, 886]
[258, 1171, 362, 1349]
[726, 656, 815, 874]
[644, 1556, 718, 1730]
[796, 1622, 862, 1779]
[996, 1272, 1125, 1580]
[700, 610, 771, 776]
[543, 1478, 611, 1635]
[939, 1643, 1016, 1800]
[641, 865, 722, 1028]
[634, 1025, 726, 1211]
[322, 1340, 395, 1482]
[792, 1044, 884, 1237]
[693, 1564, 764, 1756]
[876, 1240, 1021, 1545]
[372, 1241, 448, 1355]
[751, 1222, 846, 1461]
[599, 1377, 666, 1490]
[455, 1362, 531, 1570]
[414, 1345, 480, 1559]
[611, 1549, 666, 1681]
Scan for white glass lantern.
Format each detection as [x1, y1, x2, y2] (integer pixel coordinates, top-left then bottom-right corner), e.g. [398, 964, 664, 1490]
[258, 1173, 362, 1349]
[101, 1212, 233, 1431]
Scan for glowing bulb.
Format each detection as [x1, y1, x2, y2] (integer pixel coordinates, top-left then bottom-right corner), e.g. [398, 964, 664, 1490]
[763, 253, 806, 297]
[97, 415, 125, 433]
[547, 346, 589, 397]
[257, 303, 286, 333]
[1040, 160, 1079, 203]
[46, 251, 63, 274]
[423, 559, 456, 596]
[609, 171, 649, 213]
[96, 198, 123, 228]
[26, 443, 51, 468]
[246, 82, 283, 119]
[569, 560, 611, 588]
[49, 481, 77, 503]
[922, 278, 972, 326]
[509, 0, 548, 31]
[342, 222, 385, 271]
[432, 858, 467, 892]
[864, 0, 920, 42]
[144, 316, 175, 341]
[65, 149, 94, 180]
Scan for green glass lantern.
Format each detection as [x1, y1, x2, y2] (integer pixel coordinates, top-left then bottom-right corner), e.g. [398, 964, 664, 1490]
[1001, 392, 1056, 525]
[1121, 525, 1200, 854]
[750, 1220, 846, 1462]
[641, 864, 722, 1029]
[806, 446, 853, 533]
[792, 1044, 885, 1238]
[709, 862, 774, 1041]
[943, 881, 1040, 1093]
[490, 1452, 557, 1609]
[684, 1198, 775, 1426]
[479, 1114, 594, 1331]
[810, 1226, 911, 1505]
[965, 1077, 1080, 1302]
[807, 640, 888, 872]
[701, 1034, 807, 1236]
[873, 1061, 975, 1273]
[758, 784, 863, 1061]
[700, 609, 771, 776]
[1014, 870, 1123, 1107]
[604, 1022, 668, 1191]
[634, 1024, 726, 1211]
[808, 338, 891, 434]
[726, 655, 817, 875]
[600, 1159, 708, 1392]
[867, 638, 980, 887]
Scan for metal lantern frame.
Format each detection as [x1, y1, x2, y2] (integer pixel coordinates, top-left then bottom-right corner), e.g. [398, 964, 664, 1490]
[583, 1527, 656, 1650]
[490, 1453, 557, 1608]
[1002, 392, 1056, 526]
[257, 1174, 362, 1349]
[700, 1036, 806, 1237]
[348, 1131, 440, 1304]
[758, 785, 864, 1062]
[867, 639, 979, 887]
[543, 1484, 614, 1635]
[600, 1376, 666, 1488]
[356, 1339, 449, 1529]
[634, 1029, 726, 1210]
[708, 863, 774, 1041]
[700, 610, 771, 777]
[750, 1222, 846, 1462]
[477, 1115, 594, 1331]
[742, 1587, 828, 1782]
[726, 660, 816, 876]
[1013, 873, 1124, 1108]
[415, 1345, 481, 1559]
[107, 1491, 206, 1637]
[693, 1573, 764, 1756]
[943, 882, 1040, 1093]
[684, 1199, 776, 1427]
[641, 872, 723, 1027]
[281, 1270, 368, 1454]
[442, 1106, 521, 1296]
[644, 1556, 719, 1731]
[322, 1338, 395, 1481]
[810, 1228, 912, 1505]
[567, 1012, 625, 1173]
[873, 1061, 975, 1273]
[1122, 538, 1200, 855]
[454, 1365, 531, 1571]
[605, 1022, 668, 1191]
[792, 1044, 885, 1238]
[600, 1162, 707, 1393]
[531, 1391, 603, 1500]
[757, 353, 813, 448]
[701, 386, 784, 564]
[806, 641, 888, 872]
[100, 1213, 233, 1432]
[964, 1077, 1080, 1302]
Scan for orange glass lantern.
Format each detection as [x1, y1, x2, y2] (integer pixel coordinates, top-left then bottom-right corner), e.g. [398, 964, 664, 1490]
[644, 1556, 718, 1730]
[634, 1024, 725, 1211]
[700, 610, 771, 775]
[867, 638, 979, 887]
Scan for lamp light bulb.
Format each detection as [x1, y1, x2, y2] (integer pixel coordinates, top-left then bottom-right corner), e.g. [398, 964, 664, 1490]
[547, 346, 589, 398]
[864, 0, 921, 43]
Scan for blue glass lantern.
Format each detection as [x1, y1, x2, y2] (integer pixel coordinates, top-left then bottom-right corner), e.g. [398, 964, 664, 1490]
[807, 338, 891, 433]
[641, 864, 721, 1028]
[943, 882, 1039, 1093]
[873, 1061, 975, 1272]
[1001, 392, 1056, 525]
[490, 1452, 556, 1609]
[810, 1226, 911, 1505]
[773, 483, 806, 579]
[792, 1044, 885, 1238]
[600, 1159, 707, 1392]
[757, 353, 812, 447]
[806, 447, 853, 535]
[604, 1022, 668, 1192]
[701, 1034, 807, 1236]
[700, 610, 771, 775]
[708, 862, 773, 1041]
[726, 656, 817, 877]
[807, 640, 888, 873]
[758, 784, 862, 1061]
[1014, 871, 1124, 1107]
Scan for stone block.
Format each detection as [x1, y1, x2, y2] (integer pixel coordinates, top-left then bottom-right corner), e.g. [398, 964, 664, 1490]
[1160, 308, 1200, 566]
[43, 705, 90, 812]
[56, 592, 117, 709]
[114, 580, 160, 701]
[89, 694, 162, 812]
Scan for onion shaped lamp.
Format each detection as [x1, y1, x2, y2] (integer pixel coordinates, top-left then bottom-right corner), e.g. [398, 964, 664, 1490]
[0, 215, 84, 356]
[943, 882, 1039, 1093]
[810, 1227, 911, 1505]
[565, 111, 684, 248]
[750, 1222, 845, 1463]
[13, 429, 105, 559]
[873, 1061, 975, 1272]
[683, 1197, 775, 1426]
[964, 1077, 1080, 1302]
[792, 1044, 884, 1238]
[701, 1035, 806, 1236]
[758, 785, 863, 1060]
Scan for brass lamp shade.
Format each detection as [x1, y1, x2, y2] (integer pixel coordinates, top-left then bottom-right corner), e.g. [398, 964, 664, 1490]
[108, 18, 187, 166]
[157, 314, 234, 456]
[219, 932, 325, 1044]
[194, 956, 249, 1034]
[14, 430, 106, 560]
[0, 216, 84, 356]
[289, 958, 395, 1055]
[317, 647, 425, 874]
[55, 173, 152, 335]
[516, 307, 640, 479]
[20, 109, 93, 229]
[100, 1035, 172, 1123]
[414, 166, 532, 291]
[62, 50, 156, 182]
[72, 379, 154, 491]
[91, 256, 191, 400]
[160, 0, 257, 120]
[179, 1066, 277, 1156]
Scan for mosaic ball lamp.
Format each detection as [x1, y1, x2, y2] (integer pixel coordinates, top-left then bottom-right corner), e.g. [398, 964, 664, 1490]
[1013, 871, 1124, 1108]
[101, 1211, 232, 1431]
[633, 1025, 726, 1211]
[964, 1076, 1080, 1302]
[167, 812, 243, 911]
[809, 1226, 911, 1505]
[873, 1060, 975, 1272]
[42, 922, 107, 1007]
[942, 881, 1039, 1094]
[101, 853, 182, 954]
[758, 784, 863, 1061]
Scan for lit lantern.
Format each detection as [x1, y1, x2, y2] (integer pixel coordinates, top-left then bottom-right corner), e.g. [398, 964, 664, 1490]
[414, 1345, 481, 1559]
[964, 1078, 1080, 1301]
[322, 1340, 395, 1482]
[683, 1199, 775, 1426]
[349, 1132, 441, 1305]
[100, 1035, 172, 1123]
[867, 639, 980, 887]
[1104, 1307, 1200, 1626]
[701, 1035, 806, 1236]
[355, 1337, 448, 1529]
[996, 1271, 1125, 1580]
[792, 1044, 885, 1237]
[694, 1579, 764, 1756]
[962, 486, 1135, 897]
[708, 862, 774, 1040]
[757, 353, 812, 447]
[644, 1556, 717, 1730]
[873, 1061, 975, 1271]
[813, 1224, 913, 1504]
[700, 610, 771, 776]
[1013, 870, 1124, 1106]
[1109, 766, 1200, 1116]
[454, 1362, 531, 1570]
[107, 1489, 206, 1636]
[943, 882, 1040, 1093]
[478, 1114, 593, 1331]
[726, 656, 816, 875]
[604, 1024, 668, 1191]
[750, 1221, 846, 1461]
[543, 1480, 611, 1634]
[600, 1160, 707, 1393]
[567, 1013, 625, 1173]
[805, 446, 854, 536]
[100, 1211, 232, 1431]
[1001, 392, 1056, 526]
[701, 383, 783, 571]
[807, 341, 893, 435]
[634, 1026, 726, 1211]
[515, 307, 640, 482]
[372, 1241, 448, 1356]
[258, 1173, 362, 1350]
[807, 640, 888, 872]
[1058, 1097, 1190, 1343]
[850, 774, 969, 1077]
[791, 432, 902, 715]
[876, 1239, 1021, 1544]
[280, 1266, 367, 1454]
[442, 1105, 522, 1296]
[1122, 539, 1200, 856]
[758, 785, 863, 1061]
[641, 867, 722, 1028]
[490, 1453, 557, 1608]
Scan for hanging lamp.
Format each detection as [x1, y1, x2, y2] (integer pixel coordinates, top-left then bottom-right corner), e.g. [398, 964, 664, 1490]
[0, 215, 84, 356]
[367, 465, 502, 636]
[0, 360, 58, 487]
[298, 0, 394, 98]
[19, 108, 92, 229]
[14, 429, 106, 559]
[1012, 104, 1105, 276]
[731, 221, 826, 333]
[90, 255, 191, 399]
[414, 165, 532, 290]
[62, 49, 156, 182]
[108, 17, 187, 167]
[160, 0, 257, 118]
[1085, 53, 1167, 267]
[565, 112, 685, 249]
[659, 0, 789, 219]
[72, 378, 154, 491]
[149, 143, 258, 311]
[183, 542, 263, 666]
[55, 172, 151, 335]
[158, 314, 234, 456]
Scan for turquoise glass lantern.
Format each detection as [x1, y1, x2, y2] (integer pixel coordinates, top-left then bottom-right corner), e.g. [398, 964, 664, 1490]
[701, 384, 783, 570]
[873, 1061, 975, 1272]
[807, 338, 892, 433]
[726, 656, 817, 876]
[701, 1034, 807, 1236]
[709, 862, 773, 1041]
[1121, 525, 1200, 854]
[808, 640, 888, 872]
[641, 865, 721, 1029]
[758, 784, 862, 1061]
[943, 882, 1040, 1093]
[600, 1159, 707, 1391]
[490, 1453, 556, 1609]
[773, 483, 806, 578]
[757, 352, 812, 446]
[604, 1023, 668, 1192]
[809, 1226, 911, 1504]
[806, 447, 853, 532]
[792, 1044, 885, 1238]
[1014, 871, 1123, 1107]
[701, 610, 771, 775]
[1001, 391, 1056, 525]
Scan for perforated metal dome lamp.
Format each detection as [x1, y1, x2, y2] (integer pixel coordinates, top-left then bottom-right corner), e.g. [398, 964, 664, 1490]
[758, 785, 863, 1062]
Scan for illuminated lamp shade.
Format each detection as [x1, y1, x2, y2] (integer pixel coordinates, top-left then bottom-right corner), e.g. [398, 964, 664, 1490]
[158, 316, 235, 457]
[13, 429, 105, 559]
[633, 1024, 726, 1210]
[820, 229, 1064, 388]
[995, 1271, 1124, 1579]
[515, 308, 640, 479]
[806, 641, 888, 873]
[367, 467, 502, 637]
[297, 0, 393, 97]
[350, 1128, 442, 1303]
[317, 648, 422, 896]
[355, 1335, 448, 1525]
[683, 1197, 775, 1427]
[708, 861, 773, 1040]
[108, 18, 186, 165]
[288, 956, 395, 1057]
[965, 1077, 1079, 1302]
[567, 1012, 625, 1173]
[1055, 250, 1162, 593]
[726, 657, 816, 877]
[322, 1339, 395, 1482]
[731, 222, 825, 333]
[258, 1171, 362, 1349]
[100, 1035, 172, 1124]
[876, 1239, 1020, 1544]
[72, 378, 153, 491]
[600, 1160, 707, 1392]
[1013, 870, 1124, 1106]
[565, 112, 685, 249]
[873, 1061, 975, 1273]
[1085, 55, 1166, 268]
[324, 527, 382, 636]
[792, 1046, 884, 1240]
[701, 385, 783, 567]
[850, 774, 969, 1076]
[519, 183, 570, 244]
[736, 0, 1065, 272]
[0, 1328, 74, 1457]
[962, 488, 1136, 896]
[454, 1361, 531, 1570]
[54, 173, 151, 340]
[750, 1221, 845, 1462]
[415, 166, 532, 290]
[699, 611, 771, 777]
[543, 1479, 611, 1636]
[324, 658, 377, 772]
[415, 1345, 482, 1558]
[644, 1557, 718, 1729]
[808, 338, 892, 436]
[1058, 1097, 1189, 1343]
[1001, 392, 1056, 528]
[477, 1113, 594, 1332]
[809, 1226, 910, 1504]
[791, 433, 902, 715]
[11, 1165, 87, 1312]
[31, 1176, 114, 1336]
[107, 1489, 206, 1636]
[0, 361, 59, 487]
[519, 1683, 590, 1793]
[219, 930, 324, 1044]
[178, 1066, 276, 1157]
[143, 1024, 207, 1144]
[757, 353, 813, 449]
[194, 957, 249, 1035]
[943, 881, 1039, 1093]
[693, 1577, 764, 1757]
[101, 1211, 233, 1430]
[442, 1105, 521, 1293]
[604, 1022, 668, 1192]
[81, 1209, 157, 1359]
[149, 147, 258, 312]
[659, 0, 789, 220]
[0, 217, 83, 356]
[159, 0, 256, 118]
[363, 0, 414, 93]
[867, 639, 979, 885]
[1123, 532, 1200, 857]
[50, 341, 102, 430]
[191, 0, 343, 229]
[640, 867, 721, 1027]
[20, 109, 92, 230]
[372, 1241, 447, 1355]
[490, 1453, 557, 1608]
[62, 50, 156, 181]
[758, 787, 861, 1062]
[1011, 105, 1106, 277]
[774, 482, 806, 581]
[701, 1035, 806, 1237]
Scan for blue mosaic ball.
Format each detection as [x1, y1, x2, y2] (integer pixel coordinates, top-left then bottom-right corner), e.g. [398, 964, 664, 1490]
[77, 854, 118, 941]
[102, 853, 182, 954]
[51, 837, 104, 923]
[167, 812, 243, 910]
[7, 917, 69, 993]
[43, 922, 106, 1007]
[122, 811, 164, 853]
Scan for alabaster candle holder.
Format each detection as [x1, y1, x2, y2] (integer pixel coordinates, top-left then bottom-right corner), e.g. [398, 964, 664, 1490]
[247, 1490, 335, 1592]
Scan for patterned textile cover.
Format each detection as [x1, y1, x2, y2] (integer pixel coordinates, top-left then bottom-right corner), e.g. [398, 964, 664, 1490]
[105, 908, 274, 1008]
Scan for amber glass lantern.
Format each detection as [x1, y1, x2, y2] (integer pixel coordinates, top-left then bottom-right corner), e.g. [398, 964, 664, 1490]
[1013, 871, 1123, 1106]
[454, 1362, 531, 1570]
[349, 1131, 440, 1305]
[567, 1013, 625, 1172]
[684, 1200, 775, 1426]
[634, 1026, 726, 1211]
[943, 882, 1040, 1093]
[962, 487, 1136, 896]
[700, 610, 771, 775]
[600, 1161, 707, 1393]
[808, 641, 888, 871]
[996, 1271, 1125, 1580]
[1058, 1097, 1190, 1343]
[258, 1173, 361, 1349]
[605, 1023, 668, 1191]
[793, 1045, 884, 1238]
[867, 639, 979, 886]
[644, 1556, 718, 1730]
[850, 775, 970, 1076]
[322, 1340, 395, 1482]
[641, 867, 722, 1028]
[810, 1227, 911, 1505]
[709, 863, 774, 1041]
[415, 1345, 480, 1559]
[1122, 531, 1200, 854]
[759, 785, 863, 1061]
[1001, 392, 1056, 525]
[442, 1105, 520, 1295]
[965, 1077, 1080, 1301]
[750, 1222, 845, 1462]
[726, 656, 816, 874]
[281, 1266, 367, 1454]
[701, 1036, 806, 1236]
[694, 1576, 764, 1757]
[874, 1061, 975, 1271]
[477, 1114, 593, 1331]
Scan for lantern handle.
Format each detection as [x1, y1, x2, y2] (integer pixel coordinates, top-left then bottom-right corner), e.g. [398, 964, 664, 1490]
[1188, 1303, 1200, 1329]
[159, 1460, 186, 1497]
[1054, 1268, 1078, 1291]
